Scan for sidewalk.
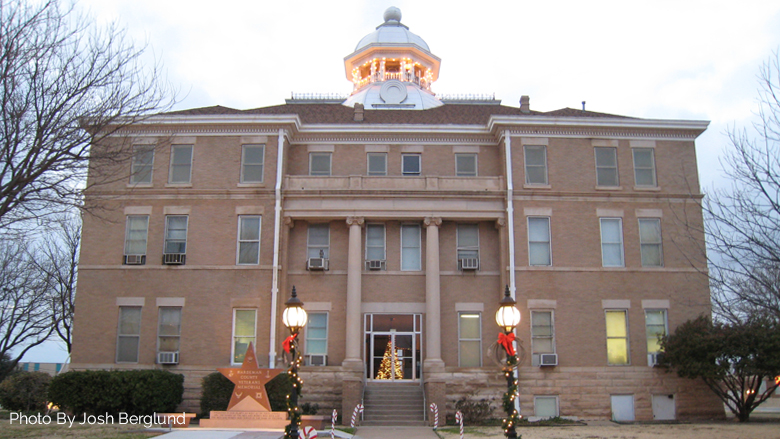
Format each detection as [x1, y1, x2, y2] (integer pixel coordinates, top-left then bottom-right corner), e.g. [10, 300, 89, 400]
[154, 426, 439, 439]
[353, 426, 439, 439]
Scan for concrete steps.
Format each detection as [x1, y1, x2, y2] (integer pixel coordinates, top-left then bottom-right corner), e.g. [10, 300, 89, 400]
[361, 383, 427, 426]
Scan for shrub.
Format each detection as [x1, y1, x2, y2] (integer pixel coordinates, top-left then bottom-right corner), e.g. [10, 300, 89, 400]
[199, 371, 293, 416]
[455, 394, 495, 425]
[48, 370, 183, 416]
[0, 371, 51, 411]
[301, 402, 319, 415]
[265, 372, 292, 412]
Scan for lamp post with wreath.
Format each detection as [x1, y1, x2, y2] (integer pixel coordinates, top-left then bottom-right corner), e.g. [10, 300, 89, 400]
[495, 285, 522, 439]
[282, 286, 308, 439]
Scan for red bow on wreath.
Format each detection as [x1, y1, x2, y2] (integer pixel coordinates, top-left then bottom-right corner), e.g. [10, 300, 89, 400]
[497, 332, 516, 357]
[283, 333, 298, 353]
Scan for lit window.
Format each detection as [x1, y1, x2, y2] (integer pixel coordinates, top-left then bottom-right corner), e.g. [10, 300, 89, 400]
[524, 145, 548, 185]
[158, 307, 181, 353]
[402, 154, 421, 176]
[169, 145, 193, 184]
[310, 153, 332, 176]
[232, 309, 256, 364]
[606, 310, 629, 365]
[595, 147, 619, 187]
[455, 153, 477, 177]
[534, 396, 559, 418]
[531, 310, 555, 366]
[638, 218, 663, 267]
[124, 216, 149, 260]
[528, 217, 551, 266]
[645, 309, 667, 357]
[241, 145, 265, 183]
[307, 224, 330, 259]
[401, 224, 421, 270]
[130, 146, 154, 184]
[117, 307, 141, 363]
[367, 153, 387, 176]
[632, 148, 656, 187]
[458, 312, 481, 367]
[164, 216, 188, 255]
[600, 218, 624, 267]
[305, 312, 328, 365]
[237, 215, 261, 264]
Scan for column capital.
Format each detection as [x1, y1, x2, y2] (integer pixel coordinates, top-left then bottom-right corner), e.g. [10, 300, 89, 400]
[495, 218, 506, 229]
[346, 216, 365, 227]
[284, 217, 295, 228]
[423, 217, 442, 227]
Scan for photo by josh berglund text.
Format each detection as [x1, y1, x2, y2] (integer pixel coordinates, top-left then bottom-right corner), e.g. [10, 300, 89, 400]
[9, 412, 187, 428]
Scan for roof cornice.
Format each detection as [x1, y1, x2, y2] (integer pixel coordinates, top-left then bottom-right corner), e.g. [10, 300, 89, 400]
[489, 115, 710, 140]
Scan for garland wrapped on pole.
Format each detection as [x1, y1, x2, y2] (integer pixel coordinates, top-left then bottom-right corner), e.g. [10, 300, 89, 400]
[284, 334, 304, 439]
[499, 337, 520, 438]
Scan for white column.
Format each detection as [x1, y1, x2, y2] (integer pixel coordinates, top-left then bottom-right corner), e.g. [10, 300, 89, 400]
[424, 216, 444, 370]
[343, 216, 365, 370]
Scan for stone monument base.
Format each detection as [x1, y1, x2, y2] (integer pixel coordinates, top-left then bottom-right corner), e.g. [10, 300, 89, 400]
[199, 411, 288, 428]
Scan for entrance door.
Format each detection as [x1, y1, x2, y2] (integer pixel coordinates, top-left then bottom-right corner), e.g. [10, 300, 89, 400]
[365, 314, 421, 381]
[652, 394, 676, 420]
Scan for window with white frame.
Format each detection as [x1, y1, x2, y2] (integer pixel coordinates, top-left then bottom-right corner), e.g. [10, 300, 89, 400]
[455, 153, 477, 177]
[600, 218, 624, 267]
[367, 153, 387, 176]
[402, 154, 421, 176]
[241, 145, 265, 183]
[309, 152, 332, 176]
[458, 312, 481, 367]
[232, 309, 256, 364]
[305, 312, 328, 365]
[237, 215, 261, 264]
[456, 224, 479, 264]
[124, 216, 149, 259]
[169, 145, 193, 184]
[307, 223, 330, 259]
[632, 148, 656, 187]
[531, 310, 555, 365]
[524, 145, 548, 185]
[130, 146, 154, 184]
[365, 224, 386, 265]
[117, 306, 141, 363]
[401, 224, 421, 270]
[638, 218, 663, 267]
[158, 307, 181, 353]
[528, 217, 551, 266]
[534, 396, 559, 418]
[645, 309, 667, 358]
[164, 216, 188, 255]
[606, 310, 629, 365]
[595, 147, 619, 187]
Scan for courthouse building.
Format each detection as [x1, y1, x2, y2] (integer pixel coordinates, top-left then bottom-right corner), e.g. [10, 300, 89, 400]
[71, 7, 723, 422]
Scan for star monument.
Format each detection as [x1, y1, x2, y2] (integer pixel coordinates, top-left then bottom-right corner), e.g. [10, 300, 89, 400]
[217, 343, 282, 412]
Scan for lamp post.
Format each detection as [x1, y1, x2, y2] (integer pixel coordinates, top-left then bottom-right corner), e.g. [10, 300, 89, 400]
[495, 285, 521, 439]
[282, 286, 308, 439]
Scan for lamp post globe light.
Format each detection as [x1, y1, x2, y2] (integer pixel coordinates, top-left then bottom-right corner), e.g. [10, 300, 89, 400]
[283, 286, 307, 439]
[495, 285, 521, 439]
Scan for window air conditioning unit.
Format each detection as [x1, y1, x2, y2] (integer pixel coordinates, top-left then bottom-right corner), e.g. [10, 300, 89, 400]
[539, 353, 558, 366]
[459, 258, 479, 271]
[124, 254, 146, 265]
[649, 352, 666, 367]
[305, 354, 327, 366]
[307, 257, 329, 271]
[366, 260, 385, 270]
[157, 351, 179, 365]
[163, 253, 186, 265]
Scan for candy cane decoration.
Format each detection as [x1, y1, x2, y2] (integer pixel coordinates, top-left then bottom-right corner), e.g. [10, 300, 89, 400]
[331, 409, 337, 439]
[350, 403, 364, 428]
[429, 403, 439, 430]
[303, 426, 318, 439]
[455, 410, 464, 439]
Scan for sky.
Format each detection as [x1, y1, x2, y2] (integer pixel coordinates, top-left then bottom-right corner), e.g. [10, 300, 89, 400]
[21, 0, 780, 363]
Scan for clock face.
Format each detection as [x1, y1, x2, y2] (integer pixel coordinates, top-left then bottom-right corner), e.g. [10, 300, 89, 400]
[380, 80, 408, 104]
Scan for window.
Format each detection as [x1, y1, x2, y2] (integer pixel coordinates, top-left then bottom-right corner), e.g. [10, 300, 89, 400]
[600, 218, 624, 267]
[632, 148, 656, 187]
[367, 153, 387, 176]
[169, 145, 193, 184]
[241, 145, 265, 183]
[158, 307, 181, 353]
[305, 312, 328, 365]
[130, 146, 154, 184]
[458, 313, 481, 367]
[534, 396, 559, 418]
[402, 154, 421, 176]
[310, 152, 332, 176]
[237, 216, 261, 264]
[606, 310, 629, 365]
[645, 309, 667, 358]
[401, 224, 421, 270]
[232, 309, 256, 364]
[116, 307, 141, 363]
[638, 218, 663, 267]
[528, 217, 551, 266]
[455, 153, 477, 177]
[365, 224, 386, 262]
[307, 223, 330, 259]
[124, 216, 149, 258]
[524, 145, 548, 185]
[595, 147, 619, 187]
[164, 216, 188, 254]
[456, 224, 479, 262]
[531, 310, 555, 365]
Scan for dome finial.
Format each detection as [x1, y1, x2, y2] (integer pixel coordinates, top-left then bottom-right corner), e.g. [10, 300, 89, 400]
[383, 6, 401, 23]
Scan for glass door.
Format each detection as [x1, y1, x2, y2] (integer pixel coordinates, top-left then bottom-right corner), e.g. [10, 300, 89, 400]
[365, 314, 421, 381]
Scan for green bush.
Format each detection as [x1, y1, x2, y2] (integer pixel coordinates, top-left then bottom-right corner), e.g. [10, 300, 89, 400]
[0, 371, 51, 411]
[455, 394, 495, 425]
[48, 370, 183, 416]
[199, 371, 294, 416]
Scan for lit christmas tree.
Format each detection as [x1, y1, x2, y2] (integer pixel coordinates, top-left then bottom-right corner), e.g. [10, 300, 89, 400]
[376, 340, 403, 379]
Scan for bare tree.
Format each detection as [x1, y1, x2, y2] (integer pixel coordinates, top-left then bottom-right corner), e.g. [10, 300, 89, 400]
[0, 0, 174, 233]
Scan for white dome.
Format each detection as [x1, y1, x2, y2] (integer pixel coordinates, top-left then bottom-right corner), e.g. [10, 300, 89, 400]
[355, 8, 431, 53]
[342, 81, 443, 110]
